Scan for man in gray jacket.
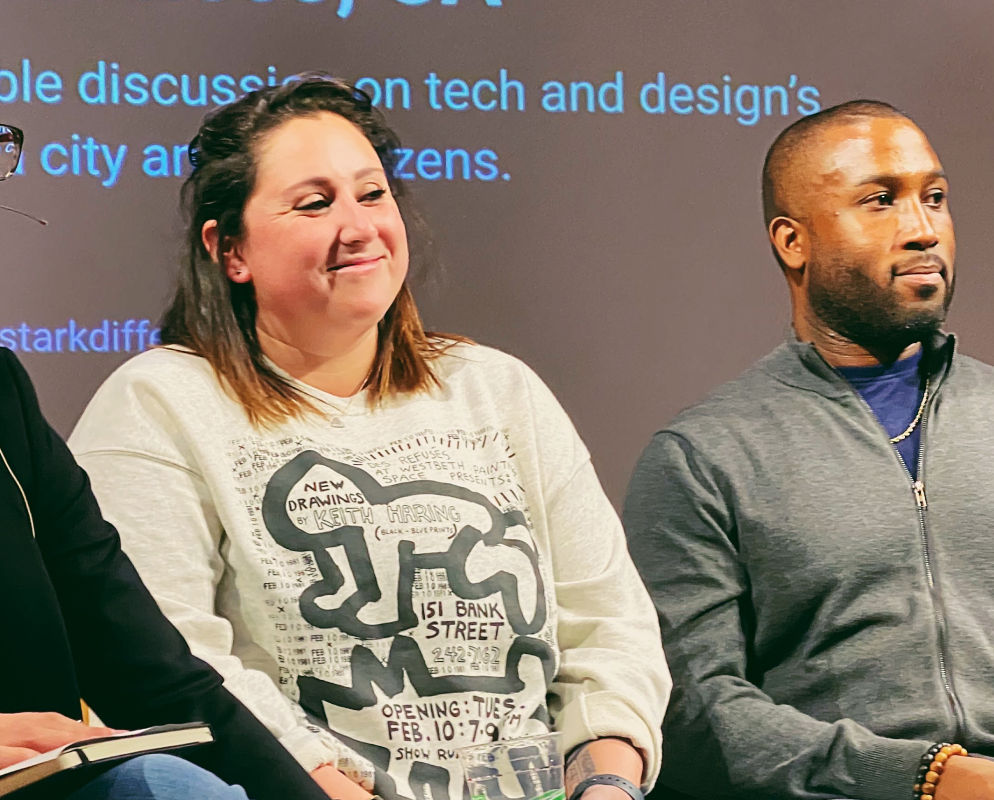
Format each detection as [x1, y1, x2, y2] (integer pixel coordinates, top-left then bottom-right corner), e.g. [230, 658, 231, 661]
[624, 100, 994, 800]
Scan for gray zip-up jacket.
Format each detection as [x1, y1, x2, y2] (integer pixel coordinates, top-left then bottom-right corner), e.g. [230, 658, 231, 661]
[623, 333, 994, 800]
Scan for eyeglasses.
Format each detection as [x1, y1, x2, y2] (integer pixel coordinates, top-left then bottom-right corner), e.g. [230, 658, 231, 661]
[0, 124, 23, 180]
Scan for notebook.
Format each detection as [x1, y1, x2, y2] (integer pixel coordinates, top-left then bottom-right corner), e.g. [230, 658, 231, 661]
[0, 722, 213, 797]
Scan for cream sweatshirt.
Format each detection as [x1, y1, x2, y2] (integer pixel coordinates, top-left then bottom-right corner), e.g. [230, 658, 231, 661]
[70, 342, 669, 799]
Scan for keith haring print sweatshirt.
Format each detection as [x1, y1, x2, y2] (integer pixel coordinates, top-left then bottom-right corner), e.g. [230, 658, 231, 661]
[70, 342, 670, 800]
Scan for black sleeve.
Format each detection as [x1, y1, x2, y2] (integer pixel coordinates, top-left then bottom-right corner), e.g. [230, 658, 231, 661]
[4, 351, 327, 800]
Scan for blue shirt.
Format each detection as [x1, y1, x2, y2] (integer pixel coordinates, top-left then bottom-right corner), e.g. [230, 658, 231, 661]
[837, 349, 926, 478]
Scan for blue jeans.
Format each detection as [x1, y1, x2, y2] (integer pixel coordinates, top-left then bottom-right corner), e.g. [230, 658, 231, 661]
[66, 754, 249, 800]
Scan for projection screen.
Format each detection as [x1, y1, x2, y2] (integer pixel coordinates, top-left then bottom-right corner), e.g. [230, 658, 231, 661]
[2, 0, 992, 504]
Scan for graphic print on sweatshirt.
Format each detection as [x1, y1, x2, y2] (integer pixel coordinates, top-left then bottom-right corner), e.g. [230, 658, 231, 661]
[228, 426, 559, 800]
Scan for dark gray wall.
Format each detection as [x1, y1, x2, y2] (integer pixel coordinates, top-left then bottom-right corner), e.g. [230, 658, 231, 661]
[2, 1, 991, 504]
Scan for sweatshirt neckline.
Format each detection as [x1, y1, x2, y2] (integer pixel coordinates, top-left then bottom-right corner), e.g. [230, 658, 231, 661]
[761, 331, 955, 398]
[263, 358, 371, 417]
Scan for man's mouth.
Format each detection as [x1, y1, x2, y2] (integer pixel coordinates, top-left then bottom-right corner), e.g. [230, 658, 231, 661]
[893, 256, 948, 295]
[893, 255, 948, 279]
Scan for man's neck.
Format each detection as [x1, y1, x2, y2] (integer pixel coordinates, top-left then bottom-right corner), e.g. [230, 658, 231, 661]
[794, 312, 921, 367]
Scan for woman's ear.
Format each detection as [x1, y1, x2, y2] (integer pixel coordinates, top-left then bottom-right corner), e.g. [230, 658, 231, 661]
[202, 219, 251, 283]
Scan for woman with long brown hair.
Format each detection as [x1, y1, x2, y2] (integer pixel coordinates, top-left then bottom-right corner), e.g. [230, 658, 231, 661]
[70, 75, 670, 800]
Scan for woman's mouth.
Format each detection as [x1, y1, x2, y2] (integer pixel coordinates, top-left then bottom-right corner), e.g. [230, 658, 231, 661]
[327, 256, 383, 274]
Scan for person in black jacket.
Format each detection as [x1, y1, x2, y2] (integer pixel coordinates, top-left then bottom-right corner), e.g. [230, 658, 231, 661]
[0, 124, 328, 799]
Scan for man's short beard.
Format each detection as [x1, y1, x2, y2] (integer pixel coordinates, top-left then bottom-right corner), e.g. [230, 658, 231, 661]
[807, 261, 953, 354]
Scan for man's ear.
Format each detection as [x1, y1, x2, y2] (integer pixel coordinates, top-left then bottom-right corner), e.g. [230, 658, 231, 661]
[768, 216, 808, 273]
[202, 219, 250, 283]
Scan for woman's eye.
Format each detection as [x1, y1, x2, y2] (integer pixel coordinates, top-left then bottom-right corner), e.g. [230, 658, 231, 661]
[362, 188, 387, 203]
[297, 197, 330, 211]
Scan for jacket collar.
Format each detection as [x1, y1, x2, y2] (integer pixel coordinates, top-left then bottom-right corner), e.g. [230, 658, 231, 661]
[758, 331, 956, 399]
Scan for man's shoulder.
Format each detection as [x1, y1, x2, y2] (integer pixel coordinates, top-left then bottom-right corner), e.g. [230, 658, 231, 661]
[663, 344, 802, 437]
[950, 349, 994, 384]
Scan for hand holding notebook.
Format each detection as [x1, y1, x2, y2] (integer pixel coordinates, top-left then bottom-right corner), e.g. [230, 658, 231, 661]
[0, 719, 213, 797]
[0, 712, 119, 769]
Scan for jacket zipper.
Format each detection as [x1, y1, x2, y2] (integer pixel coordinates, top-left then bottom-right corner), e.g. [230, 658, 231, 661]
[843, 379, 966, 739]
[893, 408, 967, 740]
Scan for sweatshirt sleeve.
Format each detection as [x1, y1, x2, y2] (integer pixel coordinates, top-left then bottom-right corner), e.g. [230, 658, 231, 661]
[69, 365, 344, 774]
[521, 365, 671, 789]
[2, 349, 327, 800]
[622, 431, 931, 800]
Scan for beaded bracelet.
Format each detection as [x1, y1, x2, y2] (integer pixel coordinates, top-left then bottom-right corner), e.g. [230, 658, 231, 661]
[913, 742, 968, 800]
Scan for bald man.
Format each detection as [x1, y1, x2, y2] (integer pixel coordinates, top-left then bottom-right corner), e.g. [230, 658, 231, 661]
[624, 101, 994, 800]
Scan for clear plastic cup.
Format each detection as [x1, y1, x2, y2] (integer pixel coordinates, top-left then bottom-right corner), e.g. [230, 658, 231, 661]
[459, 732, 565, 800]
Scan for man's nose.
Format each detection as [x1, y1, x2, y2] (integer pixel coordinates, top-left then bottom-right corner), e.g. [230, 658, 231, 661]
[899, 198, 940, 251]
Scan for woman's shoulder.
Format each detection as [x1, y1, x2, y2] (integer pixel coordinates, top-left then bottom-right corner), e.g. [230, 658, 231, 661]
[94, 346, 221, 396]
[428, 339, 564, 415]
[81, 346, 233, 424]
[109, 344, 213, 377]
[425, 339, 587, 471]
[71, 347, 239, 458]
[432, 339, 538, 382]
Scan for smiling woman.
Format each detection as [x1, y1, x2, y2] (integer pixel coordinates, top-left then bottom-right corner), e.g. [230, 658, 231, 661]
[211, 112, 411, 397]
[68, 75, 671, 800]
[158, 76, 459, 426]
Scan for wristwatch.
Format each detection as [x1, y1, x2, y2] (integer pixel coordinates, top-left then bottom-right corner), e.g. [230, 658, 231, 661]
[568, 774, 644, 800]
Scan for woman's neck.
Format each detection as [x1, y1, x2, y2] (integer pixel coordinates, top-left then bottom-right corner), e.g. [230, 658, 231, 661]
[258, 325, 378, 397]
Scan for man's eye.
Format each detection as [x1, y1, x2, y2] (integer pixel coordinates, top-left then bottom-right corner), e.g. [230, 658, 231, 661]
[925, 189, 947, 207]
[865, 192, 894, 207]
